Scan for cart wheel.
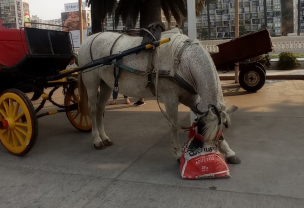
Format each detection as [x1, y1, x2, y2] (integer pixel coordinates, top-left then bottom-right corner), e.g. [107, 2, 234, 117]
[0, 89, 38, 156]
[65, 82, 92, 132]
[239, 66, 266, 92]
[254, 62, 266, 74]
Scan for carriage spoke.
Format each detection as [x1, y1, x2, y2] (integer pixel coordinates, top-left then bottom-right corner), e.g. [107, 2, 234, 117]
[72, 112, 80, 120]
[15, 122, 28, 128]
[14, 130, 24, 146]
[3, 100, 9, 116]
[11, 131, 18, 147]
[0, 109, 7, 118]
[12, 102, 20, 118]
[15, 126, 28, 136]
[79, 115, 83, 126]
[73, 93, 79, 103]
[9, 99, 14, 116]
[7, 130, 12, 145]
[14, 112, 25, 122]
[0, 129, 7, 140]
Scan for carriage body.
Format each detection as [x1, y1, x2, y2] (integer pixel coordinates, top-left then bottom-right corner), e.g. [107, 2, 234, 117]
[0, 27, 74, 94]
[0, 27, 91, 156]
[211, 29, 273, 92]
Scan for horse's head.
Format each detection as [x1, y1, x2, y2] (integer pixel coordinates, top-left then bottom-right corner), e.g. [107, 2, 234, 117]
[195, 104, 238, 142]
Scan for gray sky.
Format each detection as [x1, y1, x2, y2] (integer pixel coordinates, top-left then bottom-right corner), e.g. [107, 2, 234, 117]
[29, 0, 85, 20]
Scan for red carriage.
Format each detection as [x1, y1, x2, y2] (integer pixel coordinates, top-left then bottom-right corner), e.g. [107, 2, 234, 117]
[0, 26, 92, 156]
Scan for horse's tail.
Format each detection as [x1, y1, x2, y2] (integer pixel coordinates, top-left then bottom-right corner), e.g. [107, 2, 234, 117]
[78, 73, 90, 117]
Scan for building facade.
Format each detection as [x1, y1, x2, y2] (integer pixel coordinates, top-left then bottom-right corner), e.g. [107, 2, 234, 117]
[0, 0, 30, 29]
[31, 15, 62, 30]
[300, 0, 304, 33]
[198, 0, 284, 39]
[182, 0, 301, 39]
[105, 10, 176, 31]
[0, 0, 18, 28]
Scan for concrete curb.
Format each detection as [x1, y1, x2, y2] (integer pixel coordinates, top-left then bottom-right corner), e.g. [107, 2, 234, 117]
[219, 74, 304, 80]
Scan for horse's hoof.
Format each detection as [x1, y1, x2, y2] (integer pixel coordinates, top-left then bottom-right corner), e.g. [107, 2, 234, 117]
[226, 155, 241, 164]
[103, 140, 114, 146]
[94, 143, 106, 150]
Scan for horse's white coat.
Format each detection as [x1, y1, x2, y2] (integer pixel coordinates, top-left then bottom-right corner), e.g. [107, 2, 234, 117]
[78, 29, 238, 160]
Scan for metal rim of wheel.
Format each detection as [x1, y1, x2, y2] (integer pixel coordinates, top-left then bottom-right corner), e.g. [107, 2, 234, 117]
[65, 83, 92, 132]
[0, 89, 37, 156]
[243, 71, 261, 87]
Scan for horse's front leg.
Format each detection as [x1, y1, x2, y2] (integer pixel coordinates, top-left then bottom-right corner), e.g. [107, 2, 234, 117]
[96, 80, 113, 146]
[162, 95, 182, 160]
[219, 138, 241, 164]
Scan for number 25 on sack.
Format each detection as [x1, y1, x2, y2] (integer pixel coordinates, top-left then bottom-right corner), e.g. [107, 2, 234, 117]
[180, 123, 230, 179]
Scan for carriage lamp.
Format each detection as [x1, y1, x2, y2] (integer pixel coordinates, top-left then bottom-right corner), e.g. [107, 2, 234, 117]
[0, 119, 9, 130]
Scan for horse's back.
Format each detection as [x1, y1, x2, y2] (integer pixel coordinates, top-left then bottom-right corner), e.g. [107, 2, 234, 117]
[78, 32, 151, 71]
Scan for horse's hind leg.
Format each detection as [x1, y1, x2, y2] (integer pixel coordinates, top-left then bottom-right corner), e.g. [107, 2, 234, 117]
[96, 80, 113, 146]
[219, 139, 241, 164]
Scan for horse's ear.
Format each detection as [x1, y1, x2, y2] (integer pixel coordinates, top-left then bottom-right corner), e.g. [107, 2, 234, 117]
[226, 105, 238, 114]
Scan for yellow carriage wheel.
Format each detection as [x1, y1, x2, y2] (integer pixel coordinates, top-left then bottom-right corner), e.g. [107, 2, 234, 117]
[65, 82, 92, 132]
[0, 89, 38, 156]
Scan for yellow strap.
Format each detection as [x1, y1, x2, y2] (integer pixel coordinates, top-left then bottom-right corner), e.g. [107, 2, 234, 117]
[145, 38, 170, 49]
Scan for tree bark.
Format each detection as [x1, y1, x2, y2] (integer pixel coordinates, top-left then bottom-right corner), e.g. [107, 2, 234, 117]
[91, 0, 103, 33]
[207, 0, 211, 39]
[139, 0, 162, 28]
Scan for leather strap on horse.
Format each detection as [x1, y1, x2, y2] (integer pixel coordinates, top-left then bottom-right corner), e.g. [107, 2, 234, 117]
[90, 32, 104, 62]
[173, 74, 197, 94]
[110, 34, 124, 92]
[141, 21, 165, 45]
[110, 34, 124, 55]
[154, 39, 202, 129]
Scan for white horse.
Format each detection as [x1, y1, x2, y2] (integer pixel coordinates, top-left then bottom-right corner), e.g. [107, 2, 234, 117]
[78, 28, 240, 164]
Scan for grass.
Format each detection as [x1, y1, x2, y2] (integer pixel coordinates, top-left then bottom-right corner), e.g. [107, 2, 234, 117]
[270, 54, 304, 59]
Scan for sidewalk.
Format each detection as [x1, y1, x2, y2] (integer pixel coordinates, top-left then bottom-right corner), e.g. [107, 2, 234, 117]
[1, 80, 304, 207]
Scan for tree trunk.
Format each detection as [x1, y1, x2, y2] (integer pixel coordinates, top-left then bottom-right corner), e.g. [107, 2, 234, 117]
[125, 16, 134, 30]
[91, 0, 103, 33]
[139, 0, 162, 29]
[207, 0, 211, 39]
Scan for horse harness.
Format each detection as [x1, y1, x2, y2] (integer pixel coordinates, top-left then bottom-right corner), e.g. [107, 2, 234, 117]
[111, 38, 198, 96]
[88, 26, 197, 96]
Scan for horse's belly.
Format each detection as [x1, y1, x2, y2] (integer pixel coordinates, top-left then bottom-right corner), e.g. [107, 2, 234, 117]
[100, 67, 155, 98]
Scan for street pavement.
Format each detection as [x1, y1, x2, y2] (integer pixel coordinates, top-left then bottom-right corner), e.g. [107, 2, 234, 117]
[1, 79, 304, 208]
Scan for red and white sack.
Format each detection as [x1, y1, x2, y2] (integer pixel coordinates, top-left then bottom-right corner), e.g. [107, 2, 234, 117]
[180, 123, 230, 179]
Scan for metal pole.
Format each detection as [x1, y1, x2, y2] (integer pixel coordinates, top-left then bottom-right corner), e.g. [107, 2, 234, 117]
[263, 0, 267, 28]
[187, 0, 197, 125]
[187, 0, 197, 40]
[207, 0, 211, 39]
[79, 0, 83, 44]
[235, 0, 239, 83]
[298, 0, 301, 36]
